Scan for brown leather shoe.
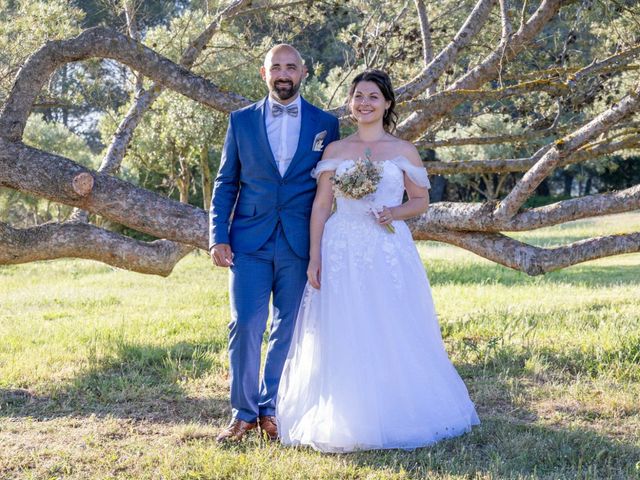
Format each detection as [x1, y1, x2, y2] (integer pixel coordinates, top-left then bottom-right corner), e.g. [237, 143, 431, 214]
[216, 418, 257, 443]
[259, 415, 278, 441]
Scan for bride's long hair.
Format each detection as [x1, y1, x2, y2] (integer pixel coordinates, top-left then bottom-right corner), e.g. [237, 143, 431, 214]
[347, 69, 398, 132]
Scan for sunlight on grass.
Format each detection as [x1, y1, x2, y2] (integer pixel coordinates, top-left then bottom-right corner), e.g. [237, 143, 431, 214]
[1, 213, 639, 479]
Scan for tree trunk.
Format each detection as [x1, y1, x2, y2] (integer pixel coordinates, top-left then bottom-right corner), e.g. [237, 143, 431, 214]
[200, 145, 212, 211]
[585, 175, 592, 196]
[536, 179, 550, 197]
[177, 156, 191, 204]
[429, 175, 447, 202]
[563, 172, 574, 197]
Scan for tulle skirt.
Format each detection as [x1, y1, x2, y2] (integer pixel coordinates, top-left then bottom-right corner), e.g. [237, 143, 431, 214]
[277, 213, 480, 453]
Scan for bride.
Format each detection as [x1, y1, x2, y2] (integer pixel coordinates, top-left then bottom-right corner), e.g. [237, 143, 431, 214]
[276, 69, 480, 452]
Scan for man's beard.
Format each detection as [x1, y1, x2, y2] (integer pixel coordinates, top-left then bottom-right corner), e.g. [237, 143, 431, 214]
[272, 80, 300, 101]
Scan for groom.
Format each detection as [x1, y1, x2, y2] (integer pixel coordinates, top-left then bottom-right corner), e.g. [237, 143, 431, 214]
[209, 44, 339, 442]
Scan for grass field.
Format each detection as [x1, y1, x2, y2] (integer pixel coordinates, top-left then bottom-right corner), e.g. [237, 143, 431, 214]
[1, 213, 639, 479]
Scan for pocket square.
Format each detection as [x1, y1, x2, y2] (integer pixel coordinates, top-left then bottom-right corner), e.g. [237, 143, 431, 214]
[312, 130, 328, 152]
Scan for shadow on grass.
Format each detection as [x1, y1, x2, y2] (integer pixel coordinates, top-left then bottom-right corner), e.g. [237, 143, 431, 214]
[344, 418, 640, 479]
[2, 340, 639, 478]
[0, 340, 230, 424]
[427, 261, 640, 287]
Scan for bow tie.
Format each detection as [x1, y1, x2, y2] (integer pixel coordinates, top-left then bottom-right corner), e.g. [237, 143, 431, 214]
[272, 103, 299, 117]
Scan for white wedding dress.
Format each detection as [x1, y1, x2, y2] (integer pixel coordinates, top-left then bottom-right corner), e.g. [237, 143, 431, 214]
[277, 157, 480, 453]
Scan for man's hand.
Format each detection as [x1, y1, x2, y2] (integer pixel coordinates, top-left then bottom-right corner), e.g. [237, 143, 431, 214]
[210, 243, 234, 268]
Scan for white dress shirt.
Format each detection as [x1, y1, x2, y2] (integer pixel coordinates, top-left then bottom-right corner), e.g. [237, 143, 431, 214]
[265, 95, 302, 177]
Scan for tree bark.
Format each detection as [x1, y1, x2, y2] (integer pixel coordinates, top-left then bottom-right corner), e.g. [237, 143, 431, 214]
[494, 81, 640, 220]
[396, 0, 563, 140]
[200, 145, 213, 211]
[0, 221, 191, 276]
[0, 27, 250, 143]
[0, 139, 209, 249]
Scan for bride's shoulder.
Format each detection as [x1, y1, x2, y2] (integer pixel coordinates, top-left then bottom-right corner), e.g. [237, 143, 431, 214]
[392, 138, 422, 167]
[321, 140, 342, 158]
[322, 134, 357, 160]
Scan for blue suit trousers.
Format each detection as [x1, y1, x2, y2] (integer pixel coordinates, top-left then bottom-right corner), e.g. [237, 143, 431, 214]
[227, 223, 307, 422]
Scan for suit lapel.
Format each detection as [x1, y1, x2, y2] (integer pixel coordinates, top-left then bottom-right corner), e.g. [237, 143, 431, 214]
[284, 98, 318, 179]
[254, 97, 281, 177]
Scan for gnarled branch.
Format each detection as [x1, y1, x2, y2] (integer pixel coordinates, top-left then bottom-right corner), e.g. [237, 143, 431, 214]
[425, 135, 640, 175]
[411, 227, 640, 275]
[395, 0, 497, 102]
[421, 182, 640, 233]
[0, 27, 250, 143]
[494, 81, 640, 220]
[396, 0, 563, 140]
[0, 139, 209, 249]
[0, 221, 192, 276]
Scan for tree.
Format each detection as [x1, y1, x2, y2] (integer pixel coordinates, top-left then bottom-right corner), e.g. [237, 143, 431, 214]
[1, 0, 640, 276]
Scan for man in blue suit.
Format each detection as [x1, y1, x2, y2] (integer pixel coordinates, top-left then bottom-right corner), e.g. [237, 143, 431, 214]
[209, 44, 340, 442]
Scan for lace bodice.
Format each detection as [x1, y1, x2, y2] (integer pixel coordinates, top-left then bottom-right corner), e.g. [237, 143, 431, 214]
[311, 156, 430, 216]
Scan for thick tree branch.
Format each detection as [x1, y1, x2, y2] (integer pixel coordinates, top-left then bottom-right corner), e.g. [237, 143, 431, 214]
[425, 135, 639, 175]
[395, 0, 497, 102]
[506, 184, 640, 232]
[495, 81, 640, 220]
[0, 27, 251, 142]
[396, 0, 563, 140]
[0, 139, 209, 249]
[411, 227, 640, 275]
[0, 221, 192, 276]
[419, 182, 640, 233]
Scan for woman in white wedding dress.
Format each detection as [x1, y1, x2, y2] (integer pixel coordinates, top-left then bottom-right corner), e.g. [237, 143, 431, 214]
[277, 70, 480, 453]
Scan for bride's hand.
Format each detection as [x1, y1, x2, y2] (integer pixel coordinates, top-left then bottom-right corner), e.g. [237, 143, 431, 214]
[377, 206, 395, 225]
[307, 257, 321, 289]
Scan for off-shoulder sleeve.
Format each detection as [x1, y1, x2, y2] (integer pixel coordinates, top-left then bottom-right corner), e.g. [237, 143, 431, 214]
[391, 156, 431, 189]
[310, 159, 344, 180]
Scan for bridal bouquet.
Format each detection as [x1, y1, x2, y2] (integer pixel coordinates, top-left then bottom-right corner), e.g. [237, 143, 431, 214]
[330, 157, 381, 200]
[331, 154, 395, 233]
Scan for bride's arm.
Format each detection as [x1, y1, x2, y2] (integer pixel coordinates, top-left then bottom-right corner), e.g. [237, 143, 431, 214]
[308, 171, 334, 289]
[388, 180, 429, 221]
[381, 144, 429, 224]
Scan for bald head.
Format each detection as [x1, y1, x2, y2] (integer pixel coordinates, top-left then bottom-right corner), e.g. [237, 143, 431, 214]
[260, 44, 308, 104]
[263, 44, 304, 68]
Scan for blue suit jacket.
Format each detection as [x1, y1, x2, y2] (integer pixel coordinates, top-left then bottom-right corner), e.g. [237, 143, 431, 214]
[209, 96, 340, 258]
